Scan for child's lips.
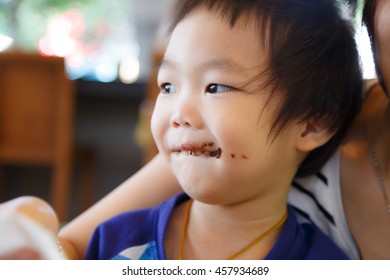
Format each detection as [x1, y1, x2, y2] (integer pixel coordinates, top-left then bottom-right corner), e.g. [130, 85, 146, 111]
[171, 142, 222, 158]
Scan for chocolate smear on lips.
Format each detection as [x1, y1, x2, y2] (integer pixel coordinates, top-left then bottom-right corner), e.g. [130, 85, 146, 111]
[172, 142, 222, 158]
[210, 148, 222, 158]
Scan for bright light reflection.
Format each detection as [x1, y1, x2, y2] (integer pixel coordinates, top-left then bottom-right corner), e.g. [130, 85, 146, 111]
[39, 34, 75, 57]
[356, 26, 376, 79]
[95, 63, 118, 83]
[119, 55, 140, 84]
[38, 9, 85, 57]
[0, 34, 13, 52]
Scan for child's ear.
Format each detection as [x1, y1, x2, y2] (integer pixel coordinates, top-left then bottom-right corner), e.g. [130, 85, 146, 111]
[296, 119, 335, 152]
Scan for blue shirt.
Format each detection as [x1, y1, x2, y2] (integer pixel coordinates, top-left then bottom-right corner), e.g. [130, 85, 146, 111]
[84, 193, 349, 260]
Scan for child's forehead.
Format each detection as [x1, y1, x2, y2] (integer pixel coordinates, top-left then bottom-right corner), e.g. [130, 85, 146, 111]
[164, 7, 267, 72]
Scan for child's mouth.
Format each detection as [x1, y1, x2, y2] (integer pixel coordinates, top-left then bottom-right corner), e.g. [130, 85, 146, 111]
[172, 142, 222, 159]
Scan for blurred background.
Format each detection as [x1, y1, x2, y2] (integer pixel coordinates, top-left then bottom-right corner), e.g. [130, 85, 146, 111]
[0, 0, 376, 222]
[0, 0, 175, 221]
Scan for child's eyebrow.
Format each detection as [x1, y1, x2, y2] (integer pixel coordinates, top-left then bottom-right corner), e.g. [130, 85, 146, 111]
[159, 57, 252, 75]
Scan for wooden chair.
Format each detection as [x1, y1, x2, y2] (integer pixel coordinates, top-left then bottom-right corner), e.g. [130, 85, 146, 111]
[0, 52, 88, 222]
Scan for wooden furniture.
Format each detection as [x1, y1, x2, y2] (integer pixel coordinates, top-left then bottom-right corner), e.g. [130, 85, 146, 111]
[0, 52, 83, 221]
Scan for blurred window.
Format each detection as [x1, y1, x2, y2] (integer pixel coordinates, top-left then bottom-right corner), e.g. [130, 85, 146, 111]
[0, 0, 140, 83]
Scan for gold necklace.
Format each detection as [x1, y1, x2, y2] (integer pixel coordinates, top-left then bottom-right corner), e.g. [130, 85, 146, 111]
[369, 139, 390, 213]
[178, 199, 288, 260]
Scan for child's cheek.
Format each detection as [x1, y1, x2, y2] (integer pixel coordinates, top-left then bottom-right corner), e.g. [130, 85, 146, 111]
[216, 130, 252, 162]
[150, 108, 167, 153]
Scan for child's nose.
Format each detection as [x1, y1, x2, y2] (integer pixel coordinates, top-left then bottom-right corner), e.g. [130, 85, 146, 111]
[170, 96, 203, 129]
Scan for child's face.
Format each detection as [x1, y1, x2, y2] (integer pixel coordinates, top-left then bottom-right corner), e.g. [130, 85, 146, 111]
[151, 7, 304, 205]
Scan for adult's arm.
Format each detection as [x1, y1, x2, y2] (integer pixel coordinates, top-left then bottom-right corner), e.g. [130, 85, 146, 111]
[59, 153, 180, 259]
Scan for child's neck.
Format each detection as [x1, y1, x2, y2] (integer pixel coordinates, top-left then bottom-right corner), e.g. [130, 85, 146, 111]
[165, 197, 288, 260]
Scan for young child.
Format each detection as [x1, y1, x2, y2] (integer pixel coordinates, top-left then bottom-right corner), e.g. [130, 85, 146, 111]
[84, 0, 362, 260]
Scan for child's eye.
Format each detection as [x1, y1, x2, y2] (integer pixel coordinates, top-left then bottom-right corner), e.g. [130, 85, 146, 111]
[206, 84, 233, 94]
[159, 83, 177, 94]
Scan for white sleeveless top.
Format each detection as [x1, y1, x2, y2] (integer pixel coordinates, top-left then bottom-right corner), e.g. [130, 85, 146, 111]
[288, 150, 360, 259]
